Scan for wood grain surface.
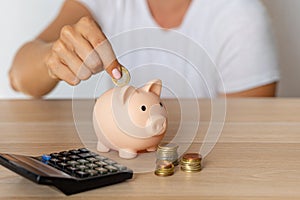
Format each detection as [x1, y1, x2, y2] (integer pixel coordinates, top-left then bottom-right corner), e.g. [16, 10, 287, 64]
[1, 98, 300, 200]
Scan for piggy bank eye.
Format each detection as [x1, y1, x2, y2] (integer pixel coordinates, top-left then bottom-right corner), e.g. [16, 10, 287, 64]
[141, 105, 147, 111]
[159, 102, 163, 107]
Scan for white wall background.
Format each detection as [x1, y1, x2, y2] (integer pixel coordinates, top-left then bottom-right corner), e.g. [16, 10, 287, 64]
[262, 0, 300, 97]
[0, 0, 64, 99]
[0, 0, 300, 98]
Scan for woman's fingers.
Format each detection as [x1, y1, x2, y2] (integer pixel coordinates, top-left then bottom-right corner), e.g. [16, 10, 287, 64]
[46, 16, 122, 86]
[60, 24, 103, 74]
[75, 16, 121, 79]
[47, 53, 80, 85]
[52, 39, 92, 80]
[75, 17, 106, 48]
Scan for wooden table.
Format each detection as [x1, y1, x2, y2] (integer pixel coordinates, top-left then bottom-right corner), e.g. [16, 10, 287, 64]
[1, 98, 300, 199]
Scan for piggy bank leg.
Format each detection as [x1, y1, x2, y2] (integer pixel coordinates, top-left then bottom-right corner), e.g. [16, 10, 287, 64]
[146, 146, 157, 152]
[119, 149, 137, 159]
[97, 141, 110, 152]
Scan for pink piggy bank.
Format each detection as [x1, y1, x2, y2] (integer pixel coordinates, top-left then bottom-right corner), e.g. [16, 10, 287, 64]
[93, 79, 168, 159]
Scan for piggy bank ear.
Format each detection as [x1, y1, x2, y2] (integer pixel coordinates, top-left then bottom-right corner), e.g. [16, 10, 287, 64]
[140, 79, 162, 96]
[119, 86, 135, 104]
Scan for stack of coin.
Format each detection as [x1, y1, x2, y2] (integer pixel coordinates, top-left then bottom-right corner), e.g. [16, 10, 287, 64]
[156, 143, 179, 166]
[154, 160, 175, 177]
[180, 153, 202, 172]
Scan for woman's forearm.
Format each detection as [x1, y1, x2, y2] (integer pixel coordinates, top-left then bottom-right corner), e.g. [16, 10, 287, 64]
[9, 39, 58, 98]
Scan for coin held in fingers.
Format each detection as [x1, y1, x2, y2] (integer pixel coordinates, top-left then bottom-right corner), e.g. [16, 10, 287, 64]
[112, 66, 131, 87]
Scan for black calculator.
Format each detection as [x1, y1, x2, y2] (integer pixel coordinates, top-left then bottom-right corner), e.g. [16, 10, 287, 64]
[0, 148, 133, 195]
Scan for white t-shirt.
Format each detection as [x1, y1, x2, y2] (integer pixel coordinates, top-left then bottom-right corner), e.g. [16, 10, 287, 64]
[69, 0, 279, 98]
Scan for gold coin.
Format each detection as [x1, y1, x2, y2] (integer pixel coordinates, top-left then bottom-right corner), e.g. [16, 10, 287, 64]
[154, 167, 175, 176]
[181, 165, 202, 170]
[154, 161, 175, 177]
[181, 166, 201, 171]
[180, 163, 201, 167]
[180, 168, 201, 173]
[154, 170, 174, 176]
[180, 158, 201, 163]
[112, 65, 131, 87]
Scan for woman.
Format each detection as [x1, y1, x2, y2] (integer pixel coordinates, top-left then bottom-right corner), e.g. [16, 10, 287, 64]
[9, 0, 279, 98]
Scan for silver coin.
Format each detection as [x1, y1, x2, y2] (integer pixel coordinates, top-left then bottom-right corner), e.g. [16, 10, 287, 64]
[158, 143, 179, 150]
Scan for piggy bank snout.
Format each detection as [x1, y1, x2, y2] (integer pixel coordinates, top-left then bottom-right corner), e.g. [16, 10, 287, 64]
[146, 115, 167, 136]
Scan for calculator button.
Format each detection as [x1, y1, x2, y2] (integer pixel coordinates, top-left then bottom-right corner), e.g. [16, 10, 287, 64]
[85, 169, 98, 176]
[95, 167, 108, 174]
[113, 164, 127, 170]
[78, 148, 90, 153]
[49, 158, 60, 165]
[95, 155, 106, 161]
[42, 154, 51, 161]
[69, 155, 80, 160]
[58, 156, 70, 162]
[78, 153, 93, 158]
[67, 161, 79, 166]
[76, 165, 88, 171]
[50, 153, 60, 158]
[59, 151, 70, 156]
[105, 165, 118, 172]
[90, 152, 98, 156]
[69, 149, 81, 154]
[76, 171, 89, 178]
[41, 155, 51, 163]
[104, 159, 116, 165]
[77, 159, 89, 164]
[86, 157, 99, 163]
[86, 163, 98, 169]
[57, 162, 68, 169]
[95, 161, 108, 167]
[67, 166, 78, 173]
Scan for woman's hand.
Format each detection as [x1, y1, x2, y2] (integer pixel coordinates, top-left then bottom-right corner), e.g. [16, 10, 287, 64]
[9, 0, 121, 98]
[46, 16, 121, 85]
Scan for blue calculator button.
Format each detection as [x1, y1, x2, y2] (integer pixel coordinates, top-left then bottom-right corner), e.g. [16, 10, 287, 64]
[42, 154, 51, 162]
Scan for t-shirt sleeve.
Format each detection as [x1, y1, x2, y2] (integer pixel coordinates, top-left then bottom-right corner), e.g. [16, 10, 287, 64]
[216, 0, 280, 94]
[74, 0, 121, 35]
[75, 0, 102, 23]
